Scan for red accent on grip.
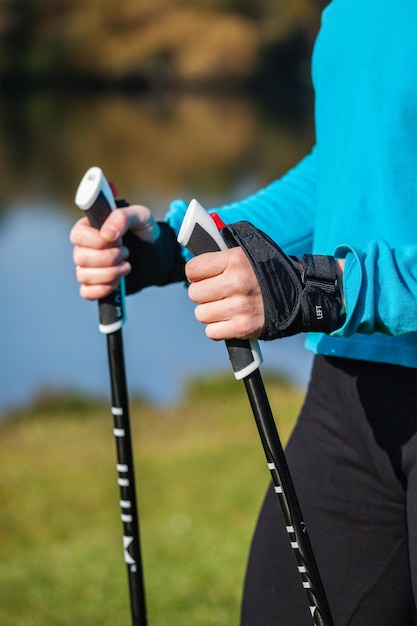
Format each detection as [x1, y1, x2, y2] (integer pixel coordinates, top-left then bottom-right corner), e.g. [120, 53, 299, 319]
[109, 181, 119, 199]
[210, 212, 226, 232]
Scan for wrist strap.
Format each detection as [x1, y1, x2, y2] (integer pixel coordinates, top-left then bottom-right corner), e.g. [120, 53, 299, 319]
[300, 254, 338, 294]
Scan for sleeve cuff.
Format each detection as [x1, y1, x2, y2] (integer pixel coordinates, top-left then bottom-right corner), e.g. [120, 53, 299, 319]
[330, 244, 363, 337]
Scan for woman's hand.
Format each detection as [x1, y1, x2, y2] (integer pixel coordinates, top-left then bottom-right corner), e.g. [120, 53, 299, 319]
[70, 204, 159, 300]
[185, 247, 265, 340]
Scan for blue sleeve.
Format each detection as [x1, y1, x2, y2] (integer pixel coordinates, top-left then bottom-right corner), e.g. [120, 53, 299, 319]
[210, 148, 317, 256]
[332, 240, 417, 337]
[165, 148, 318, 260]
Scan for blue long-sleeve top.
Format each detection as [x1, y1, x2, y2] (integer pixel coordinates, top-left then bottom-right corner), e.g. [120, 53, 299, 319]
[166, 0, 417, 369]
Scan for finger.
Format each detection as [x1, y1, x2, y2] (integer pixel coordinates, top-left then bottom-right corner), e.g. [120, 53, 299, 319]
[187, 275, 230, 305]
[73, 244, 129, 268]
[185, 251, 228, 283]
[70, 205, 158, 247]
[205, 321, 230, 341]
[75, 262, 131, 286]
[70, 217, 120, 249]
[100, 205, 159, 243]
[194, 300, 229, 324]
[203, 319, 250, 341]
[194, 297, 263, 333]
[204, 316, 263, 341]
[124, 205, 160, 242]
[79, 283, 120, 301]
[192, 282, 265, 334]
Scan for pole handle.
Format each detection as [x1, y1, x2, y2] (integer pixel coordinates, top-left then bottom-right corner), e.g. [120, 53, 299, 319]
[177, 199, 263, 379]
[75, 166, 126, 334]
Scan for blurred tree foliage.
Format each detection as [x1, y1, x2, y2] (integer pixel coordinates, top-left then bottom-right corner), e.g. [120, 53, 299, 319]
[0, 0, 328, 89]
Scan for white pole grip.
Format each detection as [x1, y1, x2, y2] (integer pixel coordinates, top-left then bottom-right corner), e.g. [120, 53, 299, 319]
[178, 199, 262, 379]
[75, 167, 126, 333]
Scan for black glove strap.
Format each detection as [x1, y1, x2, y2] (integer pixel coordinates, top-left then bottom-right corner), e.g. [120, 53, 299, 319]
[222, 221, 344, 340]
[301, 254, 338, 293]
[297, 253, 343, 337]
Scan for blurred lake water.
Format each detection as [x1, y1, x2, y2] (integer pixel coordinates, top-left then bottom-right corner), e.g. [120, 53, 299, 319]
[0, 90, 315, 416]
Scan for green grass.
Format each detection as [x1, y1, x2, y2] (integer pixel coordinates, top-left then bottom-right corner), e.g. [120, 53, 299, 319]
[0, 374, 303, 626]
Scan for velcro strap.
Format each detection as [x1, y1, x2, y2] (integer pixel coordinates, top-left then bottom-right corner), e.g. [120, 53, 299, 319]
[301, 254, 338, 294]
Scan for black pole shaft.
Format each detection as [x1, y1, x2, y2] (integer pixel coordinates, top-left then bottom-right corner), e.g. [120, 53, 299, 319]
[107, 330, 147, 626]
[243, 370, 333, 626]
[75, 168, 148, 624]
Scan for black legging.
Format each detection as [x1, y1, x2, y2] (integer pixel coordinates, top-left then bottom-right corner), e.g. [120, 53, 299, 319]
[241, 356, 416, 626]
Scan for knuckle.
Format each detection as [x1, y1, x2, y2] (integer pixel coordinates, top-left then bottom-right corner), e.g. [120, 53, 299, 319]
[73, 247, 88, 266]
[110, 209, 128, 233]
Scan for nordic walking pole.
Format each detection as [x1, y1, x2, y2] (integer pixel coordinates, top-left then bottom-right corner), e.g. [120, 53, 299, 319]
[178, 199, 334, 626]
[75, 167, 147, 626]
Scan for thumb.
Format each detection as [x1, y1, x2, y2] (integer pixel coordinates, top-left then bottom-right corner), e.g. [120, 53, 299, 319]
[100, 205, 160, 243]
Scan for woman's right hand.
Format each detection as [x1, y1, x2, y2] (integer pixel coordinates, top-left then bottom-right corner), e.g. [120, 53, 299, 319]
[70, 204, 160, 300]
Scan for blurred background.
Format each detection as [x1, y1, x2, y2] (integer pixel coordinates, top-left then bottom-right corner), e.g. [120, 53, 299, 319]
[0, 2, 330, 625]
[0, 0, 328, 415]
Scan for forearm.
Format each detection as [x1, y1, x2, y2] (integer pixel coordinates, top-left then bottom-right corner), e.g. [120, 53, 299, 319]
[166, 149, 318, 261]
[213, 150, 317, 256]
